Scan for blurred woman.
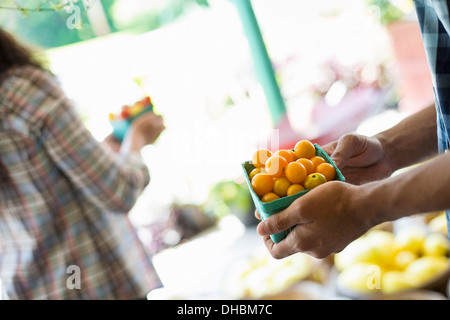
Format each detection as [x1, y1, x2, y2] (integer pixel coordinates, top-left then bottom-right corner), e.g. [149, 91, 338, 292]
[0, 28, 165, 299]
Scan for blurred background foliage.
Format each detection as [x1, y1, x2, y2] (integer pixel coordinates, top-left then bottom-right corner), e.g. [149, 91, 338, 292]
[0, 0, 210, 49]
[366, 0, 414, 25]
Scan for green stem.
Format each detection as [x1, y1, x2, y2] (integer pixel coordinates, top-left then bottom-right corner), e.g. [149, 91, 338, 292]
[0, 6, 55, 12]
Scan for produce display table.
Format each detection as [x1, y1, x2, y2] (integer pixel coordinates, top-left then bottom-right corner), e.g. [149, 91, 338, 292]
[148, 213, 450, 300]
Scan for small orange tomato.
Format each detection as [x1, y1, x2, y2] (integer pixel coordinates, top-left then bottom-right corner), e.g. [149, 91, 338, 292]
[248, 167, 261, 181]
[285, 161, 307, 184]
[251, 173, 274, 197]
[273, 176, 292, 197]
[315, 162, 336, 181]
[261, 192, 280, 202]
[310, 156, 326, 169]
[296, 158, 315, 175]
[251, 149, 272, 168]
[265, 155, 288, 178]
[294, 140, 316, 159]
[274, 149, 295, 163]
[286, 184, 305, 196]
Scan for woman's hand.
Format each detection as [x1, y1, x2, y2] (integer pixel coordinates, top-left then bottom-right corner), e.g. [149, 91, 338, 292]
[121, 113, 165, 155]
[129, 112, 165, 146]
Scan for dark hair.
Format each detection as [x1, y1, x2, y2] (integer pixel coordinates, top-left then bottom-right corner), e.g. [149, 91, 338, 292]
[0, 28, 47, 183]
[0, 28, 46, 78]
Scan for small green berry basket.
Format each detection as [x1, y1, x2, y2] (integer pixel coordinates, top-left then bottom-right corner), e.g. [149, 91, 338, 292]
[242, 144, 345, 243]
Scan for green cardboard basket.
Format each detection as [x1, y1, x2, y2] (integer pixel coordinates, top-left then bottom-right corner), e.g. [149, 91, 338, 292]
[242, 144, 345, 243]
[110, 105, 154, 142]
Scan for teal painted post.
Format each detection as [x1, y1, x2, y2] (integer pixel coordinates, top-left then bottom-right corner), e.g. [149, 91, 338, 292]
[230, 0, 287, 126]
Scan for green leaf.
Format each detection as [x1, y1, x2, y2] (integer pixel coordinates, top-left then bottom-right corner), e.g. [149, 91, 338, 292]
[17, 6, 30, 17]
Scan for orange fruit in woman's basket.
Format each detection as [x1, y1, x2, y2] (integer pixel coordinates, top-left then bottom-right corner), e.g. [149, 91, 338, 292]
[261, 192, 280, 202]
[287, 184, 305, 196]
[315, 163, 336, 181]
[310, 156, 326, 169]
[273, 176, 292, 197]
[252, 149, 272, 168]
[265, 155, 288, 178]
[297, 158, 315, 175]
[251, 173, 274, 197]
[303, 173, 327, 189]
[294, 140, 316, 159]
[285, 161, 307, 184]
[274, 149, 295, 163]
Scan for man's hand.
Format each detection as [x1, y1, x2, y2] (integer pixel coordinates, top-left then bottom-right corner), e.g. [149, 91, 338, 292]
[256, 181, 370, 259]
[322, 133, 393, 185]
[255, 105, 442, 260]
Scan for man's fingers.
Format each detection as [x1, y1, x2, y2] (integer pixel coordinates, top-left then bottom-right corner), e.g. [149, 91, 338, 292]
[256, 205, 300, 236]
[330, 134, 359, 168]
[321, 140, 337, 156]
[261, 225, 308, 259]
[261, 235, 293, 260]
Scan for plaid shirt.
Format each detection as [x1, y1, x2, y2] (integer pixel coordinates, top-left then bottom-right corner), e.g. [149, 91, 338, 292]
[414, 0, 450, 237]
[0, 66, 161, 299]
